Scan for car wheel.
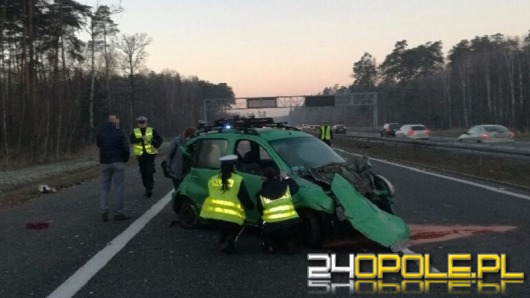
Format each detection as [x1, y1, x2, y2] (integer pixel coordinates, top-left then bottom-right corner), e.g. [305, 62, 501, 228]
[297, 209, 323, 248]
[179, 198, 200, 229]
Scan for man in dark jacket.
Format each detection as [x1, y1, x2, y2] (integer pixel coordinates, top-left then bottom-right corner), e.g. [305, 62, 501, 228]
[96, 115, 131, 222]
[256, 167, 301, 253]
[130, 116, 163, 197]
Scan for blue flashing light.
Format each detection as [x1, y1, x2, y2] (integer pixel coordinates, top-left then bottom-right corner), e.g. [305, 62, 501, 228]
[224, 124, 231, 130]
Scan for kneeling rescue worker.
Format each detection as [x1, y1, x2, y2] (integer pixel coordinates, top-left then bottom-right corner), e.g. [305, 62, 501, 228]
[256, 167, 301, 254]
[199, 154, 254, 254]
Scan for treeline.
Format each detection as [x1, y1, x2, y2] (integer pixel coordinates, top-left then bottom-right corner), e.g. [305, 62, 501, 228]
[3, 2, 529, 166]
[0, 1, 233, 165]
[323, 33, 530, 131]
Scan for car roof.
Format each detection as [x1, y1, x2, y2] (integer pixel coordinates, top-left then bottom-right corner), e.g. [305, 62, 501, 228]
[473, 124, 508, 128]
[400, 124, 428, 129]
[189, 117, 311, 142]
[191, 127, 312, 142]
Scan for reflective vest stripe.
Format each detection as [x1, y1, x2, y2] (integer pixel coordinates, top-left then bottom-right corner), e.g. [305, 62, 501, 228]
[200, 174, 246, 225]
[263, 205, 297, 220]
[320, 125, 331, 140]
[260, 187, 299, 223]
[202, 205, 245, 220]
[133, 127, 156, 155]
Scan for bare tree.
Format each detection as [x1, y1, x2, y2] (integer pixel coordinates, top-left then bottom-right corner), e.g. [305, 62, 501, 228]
[0, 0, 8, 165]
[114, 33, 152, 131]
[87, 4, 120, 140]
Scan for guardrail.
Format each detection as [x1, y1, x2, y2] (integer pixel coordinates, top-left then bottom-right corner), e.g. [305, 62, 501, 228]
[302, 128, 530, 160]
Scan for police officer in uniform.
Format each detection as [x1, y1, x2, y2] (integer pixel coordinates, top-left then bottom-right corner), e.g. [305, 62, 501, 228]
[130, 116, 163, 197]
[200, 154, 254, 254]
[319, 120, 333, 146]
[256, 167, 301, 254]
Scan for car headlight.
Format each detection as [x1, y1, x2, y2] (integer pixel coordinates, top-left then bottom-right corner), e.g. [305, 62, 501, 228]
[373, 174, 395, 197]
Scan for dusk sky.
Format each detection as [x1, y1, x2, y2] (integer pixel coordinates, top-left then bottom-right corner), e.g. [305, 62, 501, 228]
[87, 0, 530, 98]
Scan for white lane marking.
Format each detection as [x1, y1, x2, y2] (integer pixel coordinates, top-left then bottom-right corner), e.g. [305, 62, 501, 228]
[336, 148, 530, 201]
[47, 191, 173, 298]
[401, 248, 440, 273]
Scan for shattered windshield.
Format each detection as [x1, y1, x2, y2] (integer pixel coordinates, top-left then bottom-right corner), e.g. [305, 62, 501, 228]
[270, 136, 345, 173]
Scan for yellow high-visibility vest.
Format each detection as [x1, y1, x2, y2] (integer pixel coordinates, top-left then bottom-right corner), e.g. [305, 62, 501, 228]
[260, 187, 299, 223]
[133, 127, 157, 155]
[320, 125, 331, 140]
[200, 174, 246, 225]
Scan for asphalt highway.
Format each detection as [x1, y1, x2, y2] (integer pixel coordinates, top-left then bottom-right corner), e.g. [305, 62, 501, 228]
[0, 149, 528, 297]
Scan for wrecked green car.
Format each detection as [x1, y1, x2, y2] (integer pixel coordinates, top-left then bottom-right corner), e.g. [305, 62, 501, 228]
[172, 118, 410, 251]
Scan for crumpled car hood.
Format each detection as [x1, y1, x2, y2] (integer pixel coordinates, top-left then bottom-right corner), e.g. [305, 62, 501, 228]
[309, 160, 410, 251]
[308, 160, 374, 194]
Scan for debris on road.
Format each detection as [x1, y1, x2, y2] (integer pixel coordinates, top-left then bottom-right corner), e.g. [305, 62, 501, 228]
[25, 221, 51, 230]
[38, 184, 57, 194]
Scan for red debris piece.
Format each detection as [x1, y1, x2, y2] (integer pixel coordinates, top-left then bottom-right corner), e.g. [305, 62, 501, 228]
[25, 222, 50, 230]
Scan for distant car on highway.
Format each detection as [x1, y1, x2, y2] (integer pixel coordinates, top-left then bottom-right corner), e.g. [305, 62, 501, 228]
[302, 124, 318, 131]
[332, 124, 346, 134]
[458, 124, 515, 143]
[380, 123, 400, 137]
[395, 124, 431, 140]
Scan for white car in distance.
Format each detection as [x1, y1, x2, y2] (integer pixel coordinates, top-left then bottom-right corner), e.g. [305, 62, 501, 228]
[395, 124, 431, 140]
[458, 124, 515, 143]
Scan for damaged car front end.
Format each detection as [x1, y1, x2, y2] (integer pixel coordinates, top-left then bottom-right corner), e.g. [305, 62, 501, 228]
[270, 137, 410, 251]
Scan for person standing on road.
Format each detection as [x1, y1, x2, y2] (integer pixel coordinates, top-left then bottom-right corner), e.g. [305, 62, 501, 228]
[163, 127, 196, 190]
[130, 116, 163, 198]
[199, 155, 254, 254]
[256, 167, 301, 254]
[319, 120, 333, 146]
[96, 115, 131, 222]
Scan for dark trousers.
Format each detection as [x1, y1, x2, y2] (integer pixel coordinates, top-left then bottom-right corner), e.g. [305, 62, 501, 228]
[322, 139, 331, 146]
[210, 220, 241, 253]
[262, 221, 299, 252]
[136, 154, 156, 192]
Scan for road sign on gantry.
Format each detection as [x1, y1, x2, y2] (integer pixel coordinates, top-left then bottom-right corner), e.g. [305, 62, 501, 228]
[246, 97, 277, 108]
[304, 95, 335, 107]
[335, 93, 377, 106]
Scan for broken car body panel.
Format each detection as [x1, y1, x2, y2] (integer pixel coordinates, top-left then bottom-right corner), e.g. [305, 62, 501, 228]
[309, 160, 409, 250]
[291, 178, 334, 213]
[331, 174, 410, 250]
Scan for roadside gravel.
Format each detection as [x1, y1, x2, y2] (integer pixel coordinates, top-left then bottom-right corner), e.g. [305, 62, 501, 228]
[0, 157, 100, 209]
[0, 158, 99, 195]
